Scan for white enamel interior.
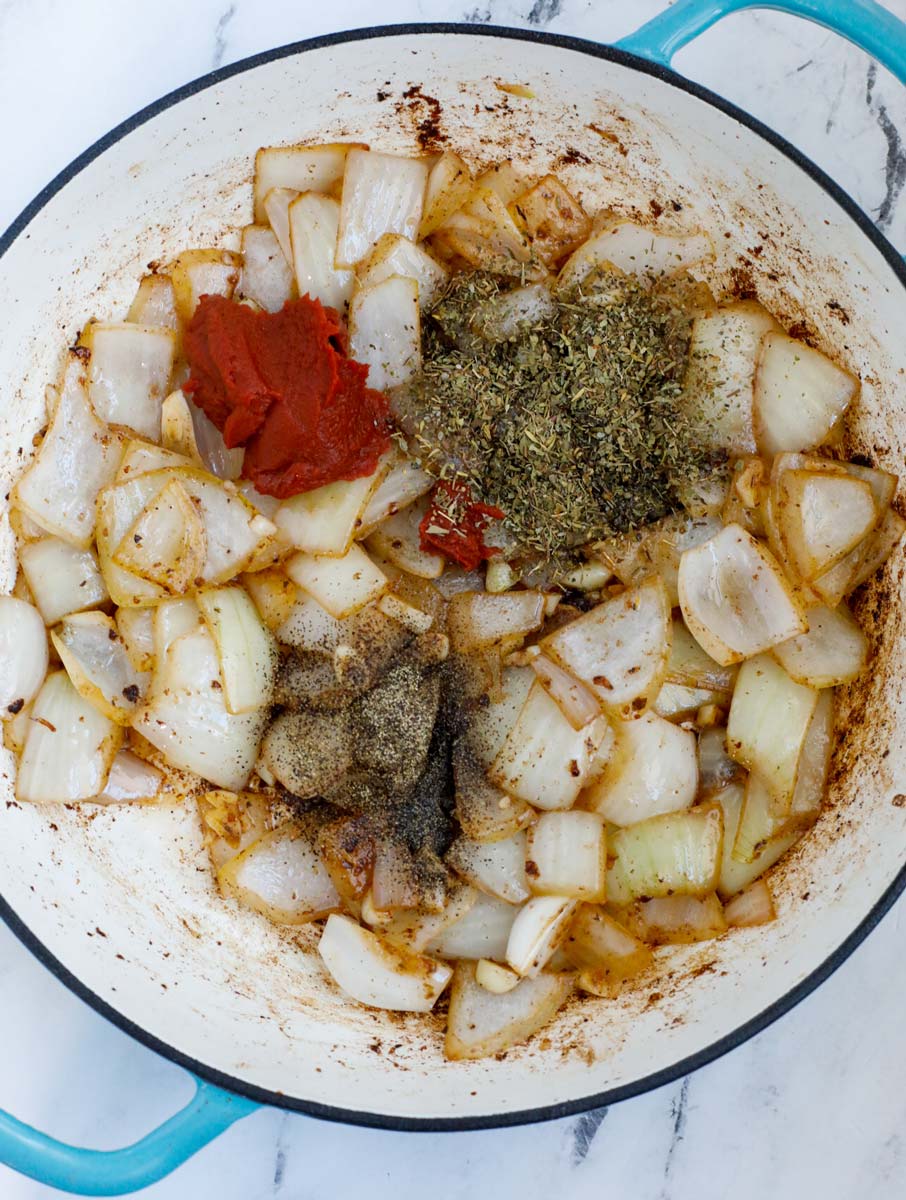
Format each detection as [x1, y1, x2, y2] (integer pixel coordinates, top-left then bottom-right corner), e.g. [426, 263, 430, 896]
[1, 31, 905, 1123]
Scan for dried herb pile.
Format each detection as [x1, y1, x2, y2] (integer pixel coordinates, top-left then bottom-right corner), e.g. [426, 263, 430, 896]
[395, 270, 718, 568]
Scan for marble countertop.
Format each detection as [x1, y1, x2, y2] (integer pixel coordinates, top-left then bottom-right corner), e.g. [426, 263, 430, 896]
[2, 1, 906, 1196]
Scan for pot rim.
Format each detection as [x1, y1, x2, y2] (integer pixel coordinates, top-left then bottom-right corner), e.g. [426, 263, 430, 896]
[2, 21, 905, 1132]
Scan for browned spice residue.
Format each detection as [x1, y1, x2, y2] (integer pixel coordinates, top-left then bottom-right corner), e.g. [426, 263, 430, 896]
[399, 84, 447, 150]
[557, 146, 591, 167]
[587, 123, 628, 155]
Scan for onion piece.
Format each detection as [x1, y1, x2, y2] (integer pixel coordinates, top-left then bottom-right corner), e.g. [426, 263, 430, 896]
[286, 544, 387, 619]
[275, 593, 346, 652]
[490, 681, 608, 810]
[348, 274, 421, 391]
[319, 913, 451, 1012]
[91, 750, 163, 805]
[96, 473, 170, 608]
[623, 892, 727, 944]
[562, 906, 652, 984]
[844, 506, 906, 593]
[508, 174, 590, 267]
[453, 741, 534, 843]
[197, 586, 277, 714]
[506, 895, 578, 977]
[287, 192, 355, 311]
[435, 187, 534, 277]
[263, 187, 297, 262]
[776, 469, 878, 580]
[115, 607, 155, 672]
[275, 461, 388, 557]
[177, 468, 275, 583]
[112, 477, 206, 593]
[697, 726, 743, 796]
[542, 576, 671, 715]
[357, 455, 434, 536]
[261, 708, 351, 799]
[525, 811, 606, 900]
[169, 249, 241, 322]
[239, 224, 295, 312]
[160, 390, 205, 466]
[14, 353, 123, 548]
[607, 805, 723, 901]
[771, 602, 868, 687]
[153, 597, 201, 661]
[428, 891, 519, 962]
[0, 597, 48, 717]
[18, 537, 108, 624]
[52, 611, 148, 724]
[558, 221, 713, 290]
[724, 878, 775, 927]
[448, 590, 545, 652]
[789, 687, 833, 825]
[418, 151, 473, 239]
[654, 681, 723, 719]
[582, 710, 698, 826]
[726, 655, 818, 813]
[377, 593, 433, 633]
[678, 523, 807, 666]
[253, 142, 365, 223]
[189, 402, 246, 482]
[242, 568, 297, 632]
[16, 671, 121, 802]
[85, 322, 176, 440]
[357, 233, 448, 311]
[116, 437, 190, 481]
[716, 781, 801, 896]
[530, 653, 601, 730]
[132, 625, 264, 790]
[445, 962, 572, 1060]
[665, 619, 737, 691]
[682, 301, 780, 455]
[336, 149, 428, 268]
[126, 274, 180, 331]
[365, 497, 444, 579]
[754, 332, 858, 455]
[468, 281, 557, 344]
[731, 772, 796, 863]
[218, 824, 340, 925]
[382, 886, 478, 953]
[474, 161, 532, 205]
[447, 831, 530, 903]
[198, 788, 271, 870]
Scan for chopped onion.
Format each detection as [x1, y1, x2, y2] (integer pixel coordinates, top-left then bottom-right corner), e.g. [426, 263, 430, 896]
[287, 192, 355, 311]
[319, 913, 451, 1011]
[678, 523, 807, 666]
[848, 506, 906, 592]
[275, 462, 387, 557]
[169, 249, 241, 322]
[189, 402, 245, 481]
[623, 892, 727, 944]
[239, 224, 295, 312]
[562, 906, 652, 982]
[177, 468, 275, 582]
[115, 607, 155, 672]
[418, 151, 473, 239]
[645, 514, 725, 608]
[253, 142, 365, 223]
[116, 437, 190, 481]
[682, 301, 780, 455]
[582, 710, 698, 826]
[453, 740, 534, 843]
[469, 282, 557, 343]
[95, 473, 170, 607]
[336, 149, 429, 268]
[197, 586, 277, 714]
[436, 187, 535, 277]
[153, 597, 201, 661]
[275, 593, 346, 652]
[132, 625, 264, 790]
[382, 887, 478, 953]
[716, 781, 801, 896]
[776, 469, 877, 580]
[357, 233, 448, 311]
[286, 544, 387, 619]
[530, 653, 602, 730]
[0, 597, 48, 717]
[365, 497, 444, 578]
[726, 655, 818, 813]
[506, 895, 578, 976]
[654, 681, 723, 719]
[126, 273, 180, 331]
[14, 353, 123, 548]
[377, 592, 433, 633]
[607, 805, 723, 901]
[789, 687, 833, 824]
[509, 174, 590, 267]
[772, 602, 868, 687]
[263, 187, 297, 262]
[731, 772, 793, 863]
[490, 681, 608, 810]
[724, 878, 775, 927]
[85, 322, 176, 440]
[18, 537, 108, 624]
[113, 477, 206, 593]
[447, 831, 530, 903]
[525, 811, 606, 900]
[697, 726, 742, 796]
[542, 576, 671, 715]
[218, 824, 340, 924]
[16, 671, 121, 802]
[665, 619, 737, 691]
[754, 332, 858, 455]
[475, 959, 521, 994]
[241, 568, 297, 631]
[92, 750, 163, 805]
[198, 788, 271, 870]
[448, 590, 545, 652]
[558, 221, 713, 289]
[357, 455, 434, 536]
[52, 611, 148, 724]
[445, 962, 572, 1060]
[428, 891, 519, 962]
[160, 390, 205, 466]
[348, 274, 420, 391]
[261, 708, 351, 799]
[474, 161, 531, 205]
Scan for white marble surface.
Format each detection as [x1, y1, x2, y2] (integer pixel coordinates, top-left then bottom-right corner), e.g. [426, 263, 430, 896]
[2, 0, 906, 1196]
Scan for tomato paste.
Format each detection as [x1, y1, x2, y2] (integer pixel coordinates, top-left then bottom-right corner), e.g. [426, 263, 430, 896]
[184, 295, 391, 498]
[419, 479, 504, 571]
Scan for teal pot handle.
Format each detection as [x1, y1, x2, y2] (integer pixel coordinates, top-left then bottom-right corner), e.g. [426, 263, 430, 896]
[0, 1075, 258, 1196]
[617, 0, 906, 83]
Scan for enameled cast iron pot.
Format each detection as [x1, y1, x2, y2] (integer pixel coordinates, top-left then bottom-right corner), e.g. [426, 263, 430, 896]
[2, 1, 906, 1193]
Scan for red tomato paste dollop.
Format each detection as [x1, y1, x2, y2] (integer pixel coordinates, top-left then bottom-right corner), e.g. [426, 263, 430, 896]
[183, 294, 391, 498]
[419, 479, 504, 572]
